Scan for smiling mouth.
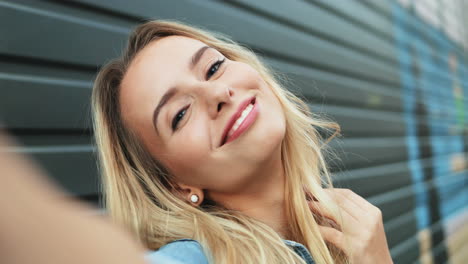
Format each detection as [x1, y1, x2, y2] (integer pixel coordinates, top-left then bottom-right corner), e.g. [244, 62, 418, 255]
[220, 96, 257, 147]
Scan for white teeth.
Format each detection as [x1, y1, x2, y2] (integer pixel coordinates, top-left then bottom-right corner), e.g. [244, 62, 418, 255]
[227, 103, 254, 138]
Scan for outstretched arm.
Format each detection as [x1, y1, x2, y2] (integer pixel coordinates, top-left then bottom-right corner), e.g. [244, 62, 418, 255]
[0, 132, 148, 264]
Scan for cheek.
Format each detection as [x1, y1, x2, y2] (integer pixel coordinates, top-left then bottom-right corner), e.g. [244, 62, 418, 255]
[226, 63, 263, 89]
[163, 122, 211, 183]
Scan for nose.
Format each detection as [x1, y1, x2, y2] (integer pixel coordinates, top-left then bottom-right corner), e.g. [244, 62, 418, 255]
[204, 84, 234, 119]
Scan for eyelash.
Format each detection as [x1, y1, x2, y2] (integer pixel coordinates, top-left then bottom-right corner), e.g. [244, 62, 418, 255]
[172, 105, 189, 131]
[171, 57, 225, 131]
[206, 57, 225, 80]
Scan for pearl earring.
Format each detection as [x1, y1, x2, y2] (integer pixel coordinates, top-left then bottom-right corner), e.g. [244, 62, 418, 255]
[190, 194, 199, 203]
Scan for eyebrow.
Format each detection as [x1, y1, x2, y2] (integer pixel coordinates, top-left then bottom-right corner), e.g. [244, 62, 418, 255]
[153, 45, 211, 133]
[191, 45, 211, 69]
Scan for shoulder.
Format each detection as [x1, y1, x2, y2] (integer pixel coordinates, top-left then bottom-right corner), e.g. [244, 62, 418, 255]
[145, 239, 209, 264]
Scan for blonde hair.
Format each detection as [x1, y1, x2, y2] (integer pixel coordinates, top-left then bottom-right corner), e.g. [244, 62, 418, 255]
[92, 20, 350, 264]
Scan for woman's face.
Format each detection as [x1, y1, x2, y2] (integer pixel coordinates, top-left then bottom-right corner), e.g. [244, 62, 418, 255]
[120, 36, 285, 199]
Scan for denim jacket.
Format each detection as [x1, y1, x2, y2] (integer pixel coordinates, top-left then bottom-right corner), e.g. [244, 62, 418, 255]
[145, 238, 315, 264]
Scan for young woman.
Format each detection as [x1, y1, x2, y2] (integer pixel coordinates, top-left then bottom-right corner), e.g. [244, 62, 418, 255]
[91, 20, 393, 264]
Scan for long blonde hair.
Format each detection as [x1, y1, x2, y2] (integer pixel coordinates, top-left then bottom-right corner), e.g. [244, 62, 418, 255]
[92, 20, 350, 264]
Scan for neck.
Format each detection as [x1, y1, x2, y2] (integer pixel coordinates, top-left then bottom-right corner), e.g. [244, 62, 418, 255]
[210, 148, 290, 238]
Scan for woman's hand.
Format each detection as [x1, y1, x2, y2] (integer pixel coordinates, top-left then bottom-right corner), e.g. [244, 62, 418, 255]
[308, 188, 393, 264]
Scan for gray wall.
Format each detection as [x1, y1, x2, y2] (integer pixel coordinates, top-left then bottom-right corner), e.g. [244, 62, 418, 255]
[1, 0, 467, 263]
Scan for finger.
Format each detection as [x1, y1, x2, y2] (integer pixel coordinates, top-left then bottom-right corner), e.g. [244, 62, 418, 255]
[318, 226, 349, 256]
[331, 188, 373, 212]
[323, 189, 363, 224]
[308, 200, 343, 231]
[308, 200, 335, 221]
[335, 189, 385, 226]
[309, 199, 359, 235]
[331, 189, 367, 214]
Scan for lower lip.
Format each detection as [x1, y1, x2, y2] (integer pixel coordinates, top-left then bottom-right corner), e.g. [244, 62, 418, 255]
[224, 101, 260, 145]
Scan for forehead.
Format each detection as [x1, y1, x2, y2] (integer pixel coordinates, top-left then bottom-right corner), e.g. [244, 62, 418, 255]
[129, 35, 207, 75]
[123, 35, 206, 96]
[119, 36, 206, 127]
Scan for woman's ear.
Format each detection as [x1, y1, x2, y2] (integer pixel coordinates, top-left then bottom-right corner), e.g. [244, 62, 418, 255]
[174, 183, 204, 206]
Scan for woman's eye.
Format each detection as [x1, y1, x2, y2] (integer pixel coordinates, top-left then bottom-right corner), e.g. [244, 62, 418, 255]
[172, 106, 188, 131]
[206, 58, 225, 80]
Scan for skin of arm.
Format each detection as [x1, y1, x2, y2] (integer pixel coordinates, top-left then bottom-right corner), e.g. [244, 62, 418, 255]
[0, 132, 148, 264]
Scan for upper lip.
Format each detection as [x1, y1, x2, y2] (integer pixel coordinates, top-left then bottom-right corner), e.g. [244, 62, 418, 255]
[219, 96, 256, 146]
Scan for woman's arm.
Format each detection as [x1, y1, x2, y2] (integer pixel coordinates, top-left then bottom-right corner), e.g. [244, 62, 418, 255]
[0, 132, 148, 264]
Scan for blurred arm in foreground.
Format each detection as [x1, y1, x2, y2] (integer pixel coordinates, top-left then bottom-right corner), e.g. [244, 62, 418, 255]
[0, 131, 148, 264]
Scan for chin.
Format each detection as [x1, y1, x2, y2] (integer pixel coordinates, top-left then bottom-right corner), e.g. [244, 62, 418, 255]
[248, 120, 285, 164]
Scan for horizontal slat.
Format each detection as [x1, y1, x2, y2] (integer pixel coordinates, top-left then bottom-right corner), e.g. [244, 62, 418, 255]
[330, 137, 408, 169]
[12, 134, 92, 146]
[384, 211, 418, 248]
[311, 104, 407, 137]
[390, 235, 420, 263]
[33, 149, 97, 196]
[0, 57, 95, 79]
[334, 161, 413, 198]
[385, 208, 465, 262]
[1, 134, 97, 196]
[2, 146, 98, 196]
[0, 72, 92, 129]
[360, 0, 392, 20]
